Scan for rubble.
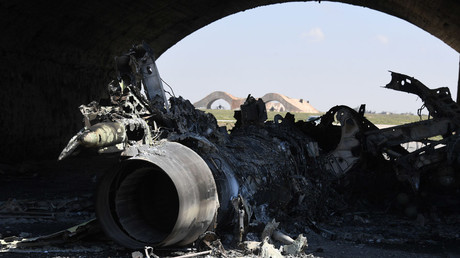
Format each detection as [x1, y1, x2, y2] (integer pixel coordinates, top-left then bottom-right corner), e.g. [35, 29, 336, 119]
[2, 43, 460, 257]
[260, 238, 283, 258]
[60, 44, 460, 251]
[131, 250, 143, 258]
[282, 234, 308, 255]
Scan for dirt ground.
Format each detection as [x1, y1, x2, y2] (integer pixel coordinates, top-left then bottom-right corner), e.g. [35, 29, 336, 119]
[1, 158, 460, 258]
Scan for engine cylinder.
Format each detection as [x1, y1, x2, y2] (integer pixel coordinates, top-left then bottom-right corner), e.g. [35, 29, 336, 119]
[96, 142, 219, 248]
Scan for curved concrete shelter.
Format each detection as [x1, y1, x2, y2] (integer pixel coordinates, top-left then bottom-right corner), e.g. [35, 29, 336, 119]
[1, 0, 459, 162]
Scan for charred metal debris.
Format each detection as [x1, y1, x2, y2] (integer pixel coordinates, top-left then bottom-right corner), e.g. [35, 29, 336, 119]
[53, 43, 460, 252]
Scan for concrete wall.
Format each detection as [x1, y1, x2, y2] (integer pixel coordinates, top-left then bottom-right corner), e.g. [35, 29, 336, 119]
[1, 0, 459, 162]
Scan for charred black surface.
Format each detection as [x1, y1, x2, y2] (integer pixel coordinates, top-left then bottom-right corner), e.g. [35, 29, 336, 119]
[1, 0, 460, 164]
[48, 50, 460, 251]
[2, 44, 460, 257]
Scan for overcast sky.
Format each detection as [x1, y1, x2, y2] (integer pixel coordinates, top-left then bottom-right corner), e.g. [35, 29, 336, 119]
[156, 2, 459, 113]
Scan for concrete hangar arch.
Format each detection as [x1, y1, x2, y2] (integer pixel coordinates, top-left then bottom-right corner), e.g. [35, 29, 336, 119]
[1, 0, 459, 162]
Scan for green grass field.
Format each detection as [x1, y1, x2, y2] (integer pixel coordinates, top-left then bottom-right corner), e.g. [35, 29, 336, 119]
[202, 109, 427, 126]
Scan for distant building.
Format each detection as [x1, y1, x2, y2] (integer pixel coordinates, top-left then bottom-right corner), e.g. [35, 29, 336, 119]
[266, 102, 285, 112]
[193, 91, 320, 113]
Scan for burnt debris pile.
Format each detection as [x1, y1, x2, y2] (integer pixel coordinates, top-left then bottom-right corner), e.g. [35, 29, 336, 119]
[2, 43, 460, 256]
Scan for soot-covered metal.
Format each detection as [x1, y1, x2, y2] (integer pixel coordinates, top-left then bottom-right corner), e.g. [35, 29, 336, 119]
[55, 43, 460, 252]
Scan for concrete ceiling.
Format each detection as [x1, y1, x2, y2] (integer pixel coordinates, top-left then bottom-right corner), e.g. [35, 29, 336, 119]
[0, 0, 459, 163]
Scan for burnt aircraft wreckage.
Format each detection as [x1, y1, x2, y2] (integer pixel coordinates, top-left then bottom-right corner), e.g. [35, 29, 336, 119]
[55, 43, 460, 250]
